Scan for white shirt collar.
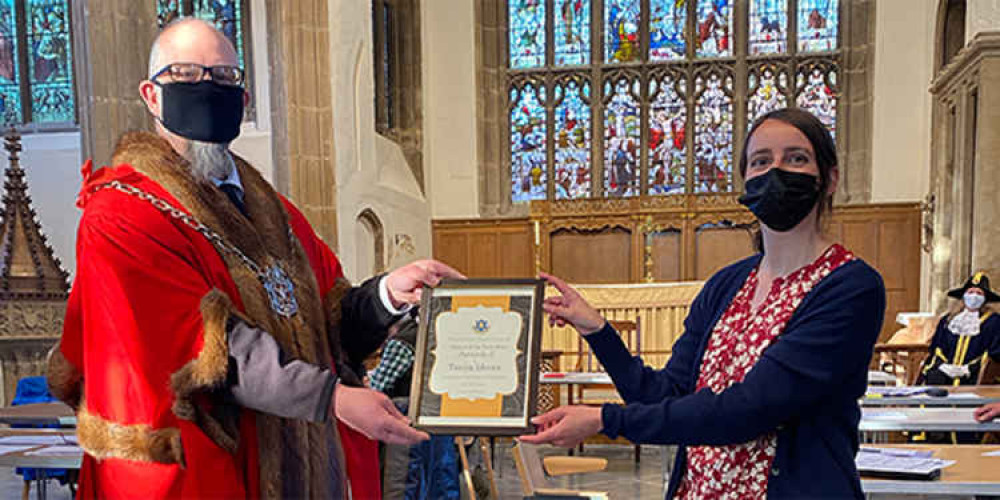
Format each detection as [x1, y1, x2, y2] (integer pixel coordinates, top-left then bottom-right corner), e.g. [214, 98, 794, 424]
[210, 153, 243, 191]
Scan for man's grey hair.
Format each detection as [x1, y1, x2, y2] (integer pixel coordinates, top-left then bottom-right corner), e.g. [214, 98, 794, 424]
[148, 17, 222, 78]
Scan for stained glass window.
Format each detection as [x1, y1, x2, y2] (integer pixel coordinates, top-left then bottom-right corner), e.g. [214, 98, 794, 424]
[0, 0, 21, 126]
[650, 0, 686, 61]
[555, 0, 590, 66]
[747, 63, 788, 128]
[193, 0, 245, 69]
[798, 0, 838, 52]
[503, 0, 842, 203]
[796, 65, 837, 136]
[605, 0, 640, 63]
[648, 73, 686, 194]
[693, 71, 733, 193]
[554, 79, 591, 199]
[509, 0, 545, 68]
[0, 0, 77, 127]
[695, 0, 732, 57]
[749, 0, 787, 54]
[510, 83, 548, 202]
[157, 0, 181, 27]
[158, 1, 248, 70]
[603, 76, 640, 197]
[27, 0, 73, 123]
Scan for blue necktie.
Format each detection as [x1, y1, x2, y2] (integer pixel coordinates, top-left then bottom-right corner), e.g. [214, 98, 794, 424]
[219, 183, 248, 217]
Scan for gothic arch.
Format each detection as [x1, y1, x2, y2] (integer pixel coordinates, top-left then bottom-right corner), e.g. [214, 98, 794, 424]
[356, 208, 386, 276]
[935, 0, 967, 73]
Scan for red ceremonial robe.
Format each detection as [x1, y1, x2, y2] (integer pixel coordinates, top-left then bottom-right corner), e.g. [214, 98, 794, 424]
[47, 132, 380, 499]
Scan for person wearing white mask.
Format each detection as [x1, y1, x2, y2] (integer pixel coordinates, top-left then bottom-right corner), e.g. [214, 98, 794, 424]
[917, 272, 1000, 387]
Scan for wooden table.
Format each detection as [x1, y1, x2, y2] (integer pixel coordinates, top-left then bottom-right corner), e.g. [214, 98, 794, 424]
[539, 372, 612, 406]
[0, 403, 75, 427]
[862, 385, 1000, 407]
[0, 429, 81, 500]
[861, 444, 1000, 495]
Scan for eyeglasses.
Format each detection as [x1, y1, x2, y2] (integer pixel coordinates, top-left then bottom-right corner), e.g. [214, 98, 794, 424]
[152, 63, 245, 87]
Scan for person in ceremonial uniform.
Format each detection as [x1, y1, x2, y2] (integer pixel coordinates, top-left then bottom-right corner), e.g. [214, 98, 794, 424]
[917, 272, 1000, 387]
[45, 18, 461, 499]
[522, 108, 886, 499]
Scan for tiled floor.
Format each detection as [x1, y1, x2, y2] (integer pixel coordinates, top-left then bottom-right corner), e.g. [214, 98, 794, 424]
[0, 447, 977, 500]
[487, 442, 669, 499]
[0, 466, 73, 500]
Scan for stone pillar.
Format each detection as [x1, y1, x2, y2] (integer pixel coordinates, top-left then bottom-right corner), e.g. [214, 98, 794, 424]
[72, 1, 159, 166]
[966, 0, 1000, 43]
[265, 0, 339, 247]
[928, 32, 1000, 311]
[838, 0, 876, 204]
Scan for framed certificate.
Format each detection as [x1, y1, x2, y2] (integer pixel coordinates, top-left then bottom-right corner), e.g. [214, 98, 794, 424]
[408, 278, 544, 435]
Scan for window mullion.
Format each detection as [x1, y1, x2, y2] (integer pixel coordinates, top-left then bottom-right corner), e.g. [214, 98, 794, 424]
[545, 0, 555, 200]
[15, 0, 30, 125]
[638, 0, 649, 196]
[684, 0, 696, 194]
[591, 0, 604, 198]
[732, 0, 750, 190]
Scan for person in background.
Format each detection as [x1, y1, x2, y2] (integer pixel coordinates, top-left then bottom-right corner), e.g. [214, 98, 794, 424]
[975, 401, 1000, 422]
[916, 272, 1000, 386]
[521, 108, 886, 499]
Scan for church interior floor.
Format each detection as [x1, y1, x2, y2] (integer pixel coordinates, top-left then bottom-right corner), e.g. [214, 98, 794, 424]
[0, 442, 967, 499]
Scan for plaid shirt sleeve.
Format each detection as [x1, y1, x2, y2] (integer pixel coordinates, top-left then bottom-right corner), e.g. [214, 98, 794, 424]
[369, 339, 415, 394]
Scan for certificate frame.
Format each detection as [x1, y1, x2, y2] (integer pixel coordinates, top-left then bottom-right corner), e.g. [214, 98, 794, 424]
[408, 278, 544, 435]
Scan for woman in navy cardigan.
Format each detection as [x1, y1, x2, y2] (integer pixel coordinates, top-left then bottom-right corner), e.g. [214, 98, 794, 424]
[521, 108, 886, 499]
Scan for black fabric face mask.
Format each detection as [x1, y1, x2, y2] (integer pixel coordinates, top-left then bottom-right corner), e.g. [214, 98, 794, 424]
[157, 81, 244, 143]
[738, 168, 821, 232]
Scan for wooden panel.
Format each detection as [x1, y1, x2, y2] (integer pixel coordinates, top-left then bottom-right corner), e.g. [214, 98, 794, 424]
[434, 233, 469, 275]
[841, 221, 879, 264]
[498, 230, 534, 277]
[435, 202, 922, 343]
[650, 230, 682, 282]
[432, 219, 532, 278]
[550, 228, 631, 283]
[467, 233, 498, 277]
[694, 226, 754, 280]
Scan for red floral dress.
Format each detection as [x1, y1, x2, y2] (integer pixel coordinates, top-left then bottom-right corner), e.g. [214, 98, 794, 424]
[676, 244, 855, 499]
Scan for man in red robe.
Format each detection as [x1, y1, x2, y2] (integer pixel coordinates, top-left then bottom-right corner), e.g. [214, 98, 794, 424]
[46, 18, 460, 499]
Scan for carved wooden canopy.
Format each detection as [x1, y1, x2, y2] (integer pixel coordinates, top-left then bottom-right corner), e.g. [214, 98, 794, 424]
[0, 130, 69, 302]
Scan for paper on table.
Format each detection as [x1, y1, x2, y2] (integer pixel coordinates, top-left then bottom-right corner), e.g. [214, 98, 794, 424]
[859, 447, 934, 458]
[864, 411, 908, 419]
[856, 450, 955, 475]
[0, 444, 40, 456]
[24, 445, 82, 456]
[982, 450, 1000, 457]
[867, 387, 933, 397]
[0, 435, 75, 446]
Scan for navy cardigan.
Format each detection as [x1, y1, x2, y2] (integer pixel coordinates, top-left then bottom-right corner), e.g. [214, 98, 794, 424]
[589, 253, 886, 499]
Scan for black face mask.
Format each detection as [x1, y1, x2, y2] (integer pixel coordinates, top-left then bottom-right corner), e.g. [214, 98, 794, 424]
[738, 169, 821, 232]
[156, 81, 244, 143]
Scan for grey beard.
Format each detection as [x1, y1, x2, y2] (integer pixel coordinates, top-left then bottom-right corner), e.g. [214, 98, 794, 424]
[187, 140, 233, 183]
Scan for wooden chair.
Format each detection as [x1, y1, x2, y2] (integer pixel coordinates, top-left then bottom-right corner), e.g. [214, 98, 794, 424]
[978, 356, 1000, 385]
[872, 343, 930, 385]
[574, 318, 642, 462]
[512, 441, 608, 499]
